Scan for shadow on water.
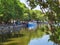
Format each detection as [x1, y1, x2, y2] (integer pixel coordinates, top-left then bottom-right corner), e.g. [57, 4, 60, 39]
[0, 43, 20, 45]
[7, 43, 19, 45]
[0, 33, 25, 43]
[0, 27, 44, 45]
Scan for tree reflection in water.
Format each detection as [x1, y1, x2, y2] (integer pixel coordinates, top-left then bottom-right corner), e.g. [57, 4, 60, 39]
[1, 24, 60, 45]
[28, 25, 60, 45]
[0, 27, 44, 45]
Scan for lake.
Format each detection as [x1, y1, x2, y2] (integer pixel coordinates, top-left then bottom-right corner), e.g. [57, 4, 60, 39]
[28, 35, 57, 45]
[0, 23, 59, 45]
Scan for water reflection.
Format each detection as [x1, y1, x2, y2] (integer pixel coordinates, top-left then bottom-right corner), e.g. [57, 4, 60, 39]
[0, 27, 44, 45]
[0, 23, 60, 45]
[28, 35, 56, 45]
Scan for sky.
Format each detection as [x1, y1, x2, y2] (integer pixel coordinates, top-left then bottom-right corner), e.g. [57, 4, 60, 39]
[20, 0, 40, 10]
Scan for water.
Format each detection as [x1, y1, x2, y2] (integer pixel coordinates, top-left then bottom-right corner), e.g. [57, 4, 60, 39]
[28, 35, 56, 45]
[0, 23, 59, 45]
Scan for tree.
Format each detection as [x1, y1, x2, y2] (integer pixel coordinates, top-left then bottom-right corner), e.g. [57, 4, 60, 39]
[27, 0, 60, 44]
[27, 0, 60, 31]
[29, 10, 44, 21]
[0, 0, 26, 23]
[23, 9, 44, 21]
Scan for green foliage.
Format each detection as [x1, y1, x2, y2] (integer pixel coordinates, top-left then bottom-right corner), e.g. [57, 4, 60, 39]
[0, 0, 26, 23]
[21, 9, 44, 21]
[27, 0, 60, 21]
[28, 10, 44, 20]
[27, 0, 60, 44]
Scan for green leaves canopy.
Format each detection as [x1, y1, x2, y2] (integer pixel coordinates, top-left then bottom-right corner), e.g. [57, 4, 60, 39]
[27, 0, 60, 22]
[0, 0, 26, 23]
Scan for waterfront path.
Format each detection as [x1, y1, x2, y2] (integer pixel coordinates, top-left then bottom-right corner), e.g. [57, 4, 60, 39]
[0, 24, 23, 34]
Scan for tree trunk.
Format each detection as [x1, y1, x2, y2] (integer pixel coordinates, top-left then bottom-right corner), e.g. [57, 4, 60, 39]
[48, 20, 55, 33]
